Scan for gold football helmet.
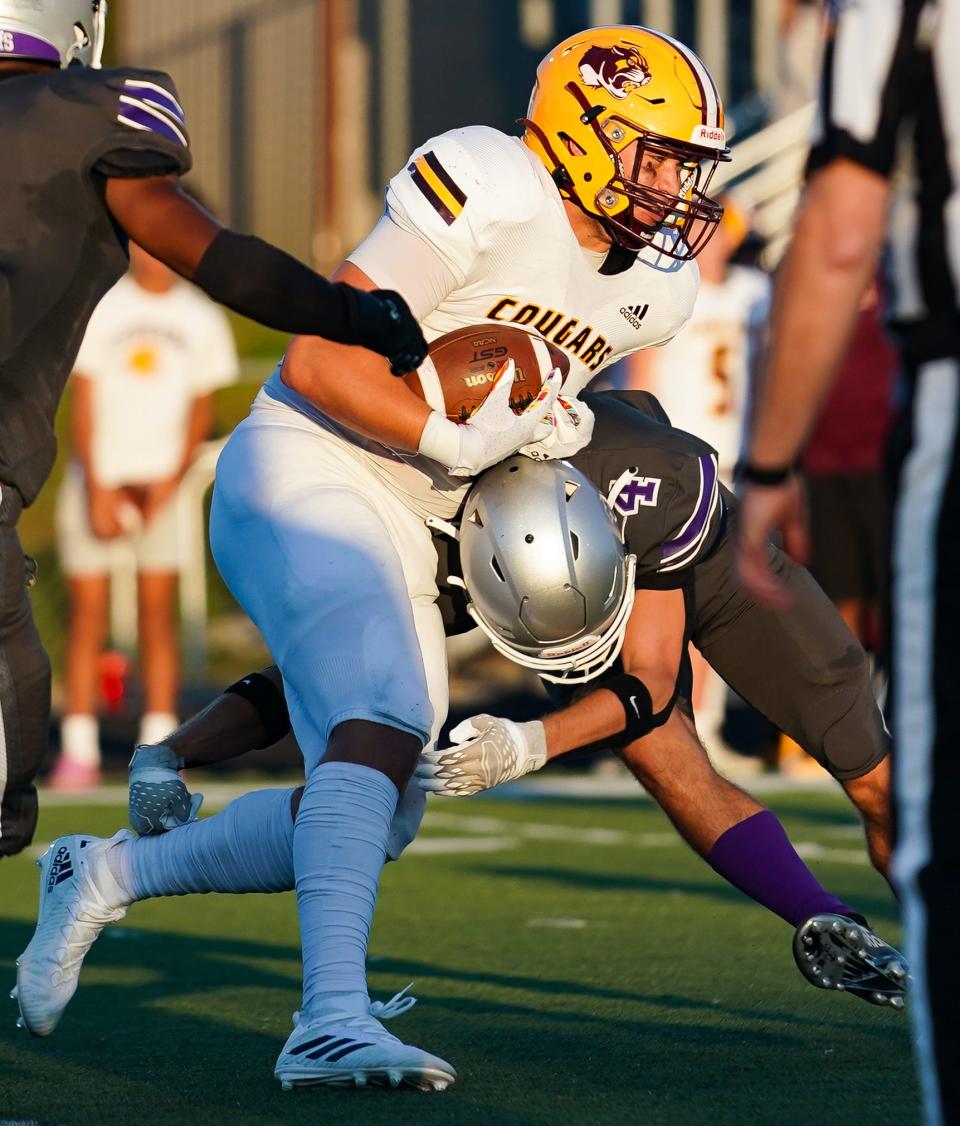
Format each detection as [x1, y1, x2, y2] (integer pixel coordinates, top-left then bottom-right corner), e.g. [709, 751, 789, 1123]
[523, 25, 730, 259]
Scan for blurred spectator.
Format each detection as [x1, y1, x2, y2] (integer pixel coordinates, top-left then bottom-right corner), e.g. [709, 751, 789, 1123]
[625, 199, 770, 778]
[803, 280, 897, 646]
[50, 244, 239, 789]
[772, 0, 823, 119]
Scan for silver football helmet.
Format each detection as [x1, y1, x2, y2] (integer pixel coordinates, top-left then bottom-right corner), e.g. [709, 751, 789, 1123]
[0, 0, 107, 68]
[457, 457, 636, 683]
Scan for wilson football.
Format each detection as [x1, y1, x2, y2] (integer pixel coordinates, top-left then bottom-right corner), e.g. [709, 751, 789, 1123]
[405, 323, 568, 423]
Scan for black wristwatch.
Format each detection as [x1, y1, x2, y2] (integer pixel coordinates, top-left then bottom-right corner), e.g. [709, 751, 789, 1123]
[735, 461, 796, 487]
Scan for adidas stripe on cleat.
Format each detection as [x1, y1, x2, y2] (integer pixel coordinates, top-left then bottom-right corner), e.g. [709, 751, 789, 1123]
[14, 831, 132, 1037]
[793, 913, 910, 1009]
[274, 998, 456, 1092]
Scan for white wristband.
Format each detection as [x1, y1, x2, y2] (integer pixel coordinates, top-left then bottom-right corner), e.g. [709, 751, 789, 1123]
[417, 411, 462, 471]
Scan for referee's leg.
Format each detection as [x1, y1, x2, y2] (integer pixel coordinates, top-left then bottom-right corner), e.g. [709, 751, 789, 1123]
[0, 520, 52, 858]
[889, 357, 960, 1126]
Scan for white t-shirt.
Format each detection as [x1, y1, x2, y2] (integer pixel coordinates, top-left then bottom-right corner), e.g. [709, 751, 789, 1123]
[74, 275, 239, 486]
[266, 125, 701, 519]
[634, 265, 770, 478]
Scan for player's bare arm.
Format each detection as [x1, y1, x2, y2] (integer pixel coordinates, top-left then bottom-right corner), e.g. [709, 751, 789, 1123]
[127, 665, 301, 835]
[104, 176, 426, 374]
[417, 587, 686, 796]
[282, 262, 561, 473]
[281, 262, 436, 453]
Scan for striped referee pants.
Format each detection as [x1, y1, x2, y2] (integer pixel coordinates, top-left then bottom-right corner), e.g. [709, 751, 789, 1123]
[0, 485, 51, 857]
[889, 357, 960, 1126]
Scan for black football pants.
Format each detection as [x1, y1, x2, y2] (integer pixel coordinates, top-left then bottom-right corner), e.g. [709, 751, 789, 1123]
[887, 356, 960, 1126]
[0, 487, 51, 857]
[687, 503, 890, 782]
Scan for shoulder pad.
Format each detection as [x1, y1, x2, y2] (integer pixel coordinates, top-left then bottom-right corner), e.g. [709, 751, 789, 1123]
[423, 126, 544, 221]
[385, 126, 544, 279]
[101, 66, 188, 150]
[600, 435, 722, 583]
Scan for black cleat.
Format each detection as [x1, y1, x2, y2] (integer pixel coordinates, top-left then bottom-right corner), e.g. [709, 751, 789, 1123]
[793, 913, 909, 1010]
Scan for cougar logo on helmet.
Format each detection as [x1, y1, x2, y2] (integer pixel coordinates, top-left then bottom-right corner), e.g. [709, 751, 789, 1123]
[578, 45, 652, 99]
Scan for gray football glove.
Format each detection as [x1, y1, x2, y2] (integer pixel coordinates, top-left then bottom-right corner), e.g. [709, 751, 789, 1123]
[415, 714, 548, 796]
[128, 744, 203, 835]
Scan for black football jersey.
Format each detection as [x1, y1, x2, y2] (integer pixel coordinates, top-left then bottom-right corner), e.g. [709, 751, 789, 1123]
[0, 65, 191, 506]
[572, 390, 724, 589]
[434, 389, 725, 634]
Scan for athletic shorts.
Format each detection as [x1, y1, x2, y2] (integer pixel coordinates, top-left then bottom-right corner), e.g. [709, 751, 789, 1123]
[56, 463, 182, 576]
[805, 472, 888, 603]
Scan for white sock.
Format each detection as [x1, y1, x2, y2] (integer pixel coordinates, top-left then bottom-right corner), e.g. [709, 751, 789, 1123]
[60, 714, 101, 767]
[116, 787, 296, 901]
[138, 711, 179, 747]
[294, 761, 398, 1016]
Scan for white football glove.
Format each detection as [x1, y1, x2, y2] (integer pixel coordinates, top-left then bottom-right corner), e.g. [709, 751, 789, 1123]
[128, 744, 203, 835]
[415, 713, 548, 796]
[419, 359, 561, 478]
[520, 394, 595, 462]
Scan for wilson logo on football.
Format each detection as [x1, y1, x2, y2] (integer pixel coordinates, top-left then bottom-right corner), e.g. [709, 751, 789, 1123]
[464, 367, 529, 388]
[578, 44, 652, 99]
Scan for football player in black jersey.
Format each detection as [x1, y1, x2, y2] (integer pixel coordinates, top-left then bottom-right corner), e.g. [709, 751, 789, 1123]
[13, 390, 906, 1047]
[0, 0, 426, 857]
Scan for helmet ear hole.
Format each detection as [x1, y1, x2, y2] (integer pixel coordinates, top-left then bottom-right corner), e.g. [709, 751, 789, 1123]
[571, 532, 580, 560]
[490, 556, 506, 583]
[558, 133, 588, 158]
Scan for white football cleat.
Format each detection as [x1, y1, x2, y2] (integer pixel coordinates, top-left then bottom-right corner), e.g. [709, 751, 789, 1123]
[14, 831, 133, 1037]
[274, 994, 456, 1092]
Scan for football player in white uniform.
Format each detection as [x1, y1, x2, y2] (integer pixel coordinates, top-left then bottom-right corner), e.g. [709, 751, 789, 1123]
[13, 419, 905, 1058]
[15, 25, 730, 1092]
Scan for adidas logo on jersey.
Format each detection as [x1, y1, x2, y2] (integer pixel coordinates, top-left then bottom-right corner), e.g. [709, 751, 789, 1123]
[619, 304, 649, 330]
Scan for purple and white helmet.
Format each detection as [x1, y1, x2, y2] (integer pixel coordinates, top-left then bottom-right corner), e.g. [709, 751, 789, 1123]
[0, 0, 107, 69]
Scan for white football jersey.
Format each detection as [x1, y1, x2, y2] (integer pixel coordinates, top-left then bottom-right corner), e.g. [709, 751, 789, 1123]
[267, 125, 700, 518]
[635, 266, 770, 478]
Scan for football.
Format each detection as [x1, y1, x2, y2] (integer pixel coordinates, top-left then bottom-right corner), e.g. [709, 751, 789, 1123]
[405, 323, 569, 423]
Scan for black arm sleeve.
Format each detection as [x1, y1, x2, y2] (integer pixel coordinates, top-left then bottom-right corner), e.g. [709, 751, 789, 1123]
[192, 229, 362, 342]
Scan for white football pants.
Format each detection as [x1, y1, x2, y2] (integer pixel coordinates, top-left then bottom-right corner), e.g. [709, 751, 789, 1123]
[209, 391, 447, 856]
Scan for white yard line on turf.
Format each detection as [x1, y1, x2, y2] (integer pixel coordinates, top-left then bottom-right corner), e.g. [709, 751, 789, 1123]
[30, 794, 871, 865]
[36, 771, 834, 810]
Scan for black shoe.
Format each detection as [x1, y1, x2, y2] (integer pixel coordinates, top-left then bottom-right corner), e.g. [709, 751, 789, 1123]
[793, 913, 909, 1009]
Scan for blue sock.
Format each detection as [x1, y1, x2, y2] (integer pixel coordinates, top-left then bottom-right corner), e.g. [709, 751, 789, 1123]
[119, 787, 296, 900]
[294, 761, 398, 1015]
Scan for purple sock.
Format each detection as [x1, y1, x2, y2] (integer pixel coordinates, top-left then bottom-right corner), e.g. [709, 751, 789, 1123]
[707, 810, 864, 927]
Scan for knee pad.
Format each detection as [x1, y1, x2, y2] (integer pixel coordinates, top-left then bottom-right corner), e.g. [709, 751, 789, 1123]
[809, 648, 890, 780]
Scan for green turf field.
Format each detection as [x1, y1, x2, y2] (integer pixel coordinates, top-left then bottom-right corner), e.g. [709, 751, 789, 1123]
[0, 786, 919, 1125]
